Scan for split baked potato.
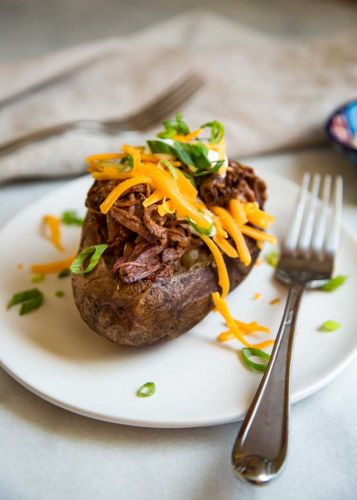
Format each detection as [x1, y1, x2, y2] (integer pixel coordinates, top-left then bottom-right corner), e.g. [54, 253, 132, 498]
[71, 116, 273, 347]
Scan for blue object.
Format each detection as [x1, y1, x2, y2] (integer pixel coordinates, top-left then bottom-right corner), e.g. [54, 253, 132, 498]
[345, 102, 357, 135]
[326, 99, 357, 168]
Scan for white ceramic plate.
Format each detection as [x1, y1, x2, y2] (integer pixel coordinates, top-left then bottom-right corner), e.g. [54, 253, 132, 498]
[0, 172, 356, 428]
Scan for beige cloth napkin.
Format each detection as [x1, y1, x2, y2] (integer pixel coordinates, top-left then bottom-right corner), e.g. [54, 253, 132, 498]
[0, 11, 356, 182]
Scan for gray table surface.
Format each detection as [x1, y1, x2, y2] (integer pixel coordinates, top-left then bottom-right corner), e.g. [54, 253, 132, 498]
[0, 149, 356, 500]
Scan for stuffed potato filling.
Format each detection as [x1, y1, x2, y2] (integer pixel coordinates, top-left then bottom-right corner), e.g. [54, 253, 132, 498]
[85, 160, 267, 284]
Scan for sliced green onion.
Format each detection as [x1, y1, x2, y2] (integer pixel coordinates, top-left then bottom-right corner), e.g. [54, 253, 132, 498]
[159, 160, 178, 180]
[319, 275, 347, 292]
[70, 244, 108, 275]
[193, 160, 224, 177]
[200, 120, 225, 143]
[55, 291, 65, 298]
[58, 268, 71, 279]
[173, 141, 211, 170]
[148, 138, 219, 177]
[147, 140, 177, 156]
[241, 347, 270, 372]
[265, 250, 280, 268]
[31, 273, 45, 283]
[7, 288, 41, 309]
[20, 295, 44, 315]
[318, 320, 341, 332]
[186, 217, 213, 236]
[136, 382, 156, 398]
[61, 210, 84, 226]
[7, 288, 44, 315]
[157, 112, 190, 138]
[120, 155, 134, 169]
[94, 158, 133, 172]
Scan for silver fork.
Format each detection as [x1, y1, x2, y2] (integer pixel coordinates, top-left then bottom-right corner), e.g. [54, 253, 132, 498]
[232, 173, 343, 485]
[0, 73, 204, 158]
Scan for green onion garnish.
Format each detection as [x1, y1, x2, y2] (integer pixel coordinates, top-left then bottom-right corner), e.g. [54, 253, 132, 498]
[186, 217, 213, 236]
[58, 268, 71, 279]
[265, 250, 279, 268]
[136, 382, 156, 398]
[193, 160, 224, 177]
[318, 320, 341, 332]
[55, 291, 65, 298]
[61, 210, 84, 226]
[120, 155, 134, 169]
[200, 120, 225, 144]
[319, 275, 347, 292]
[70, 244, 108, 275]
[159, 159, 178, 180]
[31, 273, 45, 283]
[157, 112, 190, 138]
[241, 347, 270, 372]
[7, 288, 44, 315]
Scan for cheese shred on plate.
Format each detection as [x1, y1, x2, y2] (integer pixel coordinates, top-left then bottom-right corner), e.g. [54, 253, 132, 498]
[86, 115, 276, 349]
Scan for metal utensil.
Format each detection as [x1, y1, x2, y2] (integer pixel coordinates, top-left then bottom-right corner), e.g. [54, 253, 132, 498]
[0, 73, 204, 160]
[232, 173, 343, 485]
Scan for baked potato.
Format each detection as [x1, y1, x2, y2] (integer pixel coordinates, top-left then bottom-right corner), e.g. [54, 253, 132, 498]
[72, 162, 265, 347]
[71, 117, 273, 347]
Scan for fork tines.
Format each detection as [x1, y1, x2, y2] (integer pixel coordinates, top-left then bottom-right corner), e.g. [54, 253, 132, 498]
[283, 173, 343, 259]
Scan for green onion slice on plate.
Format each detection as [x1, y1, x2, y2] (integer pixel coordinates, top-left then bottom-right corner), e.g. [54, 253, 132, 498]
[265, 250, 280, 268]
[319, 275, 347, 292]
[7, 288, 44, 315]
[70, 244, 108, 275]
[318, 320, 341, 332]
[31, 273, 45, 283]
[58, 268, 71, 279]
[136, 382, 156, 398]
[61, 210, 84, 226]
[241, 347, 271, 372]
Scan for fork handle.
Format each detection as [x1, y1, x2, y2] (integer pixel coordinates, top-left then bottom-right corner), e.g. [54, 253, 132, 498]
[0, 120, 121, 158]
[232, 283, 305, 485]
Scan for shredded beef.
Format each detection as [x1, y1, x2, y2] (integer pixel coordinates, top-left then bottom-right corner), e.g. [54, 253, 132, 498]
[143, 205, 169, 243]
[113, 244, 163, 283]
[86, 161, 266, 284]
[198, 160, 266, 208]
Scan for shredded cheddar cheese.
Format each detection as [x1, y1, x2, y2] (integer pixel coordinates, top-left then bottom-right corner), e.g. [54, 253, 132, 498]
[174, 128, 203, 142]
[42, 215, 64, 252]
[213, 292, 273, 348]
[211, 206, 251, 266]
[229, 199, 248, 225]
[240, 225, 277, 245]
[86, 152, 125, 164]
[139, 163, 211, 229]
[100, 176, 152, 214]
[31, 254, 76, 274]
[213, 236, 238, 258]
[143, 190, 164, 207]
[158, 198, 175, 217]
[200, 236, 230, 298]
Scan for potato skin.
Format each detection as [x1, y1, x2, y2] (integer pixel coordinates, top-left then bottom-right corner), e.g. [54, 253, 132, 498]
[72, 211, 260, 347]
